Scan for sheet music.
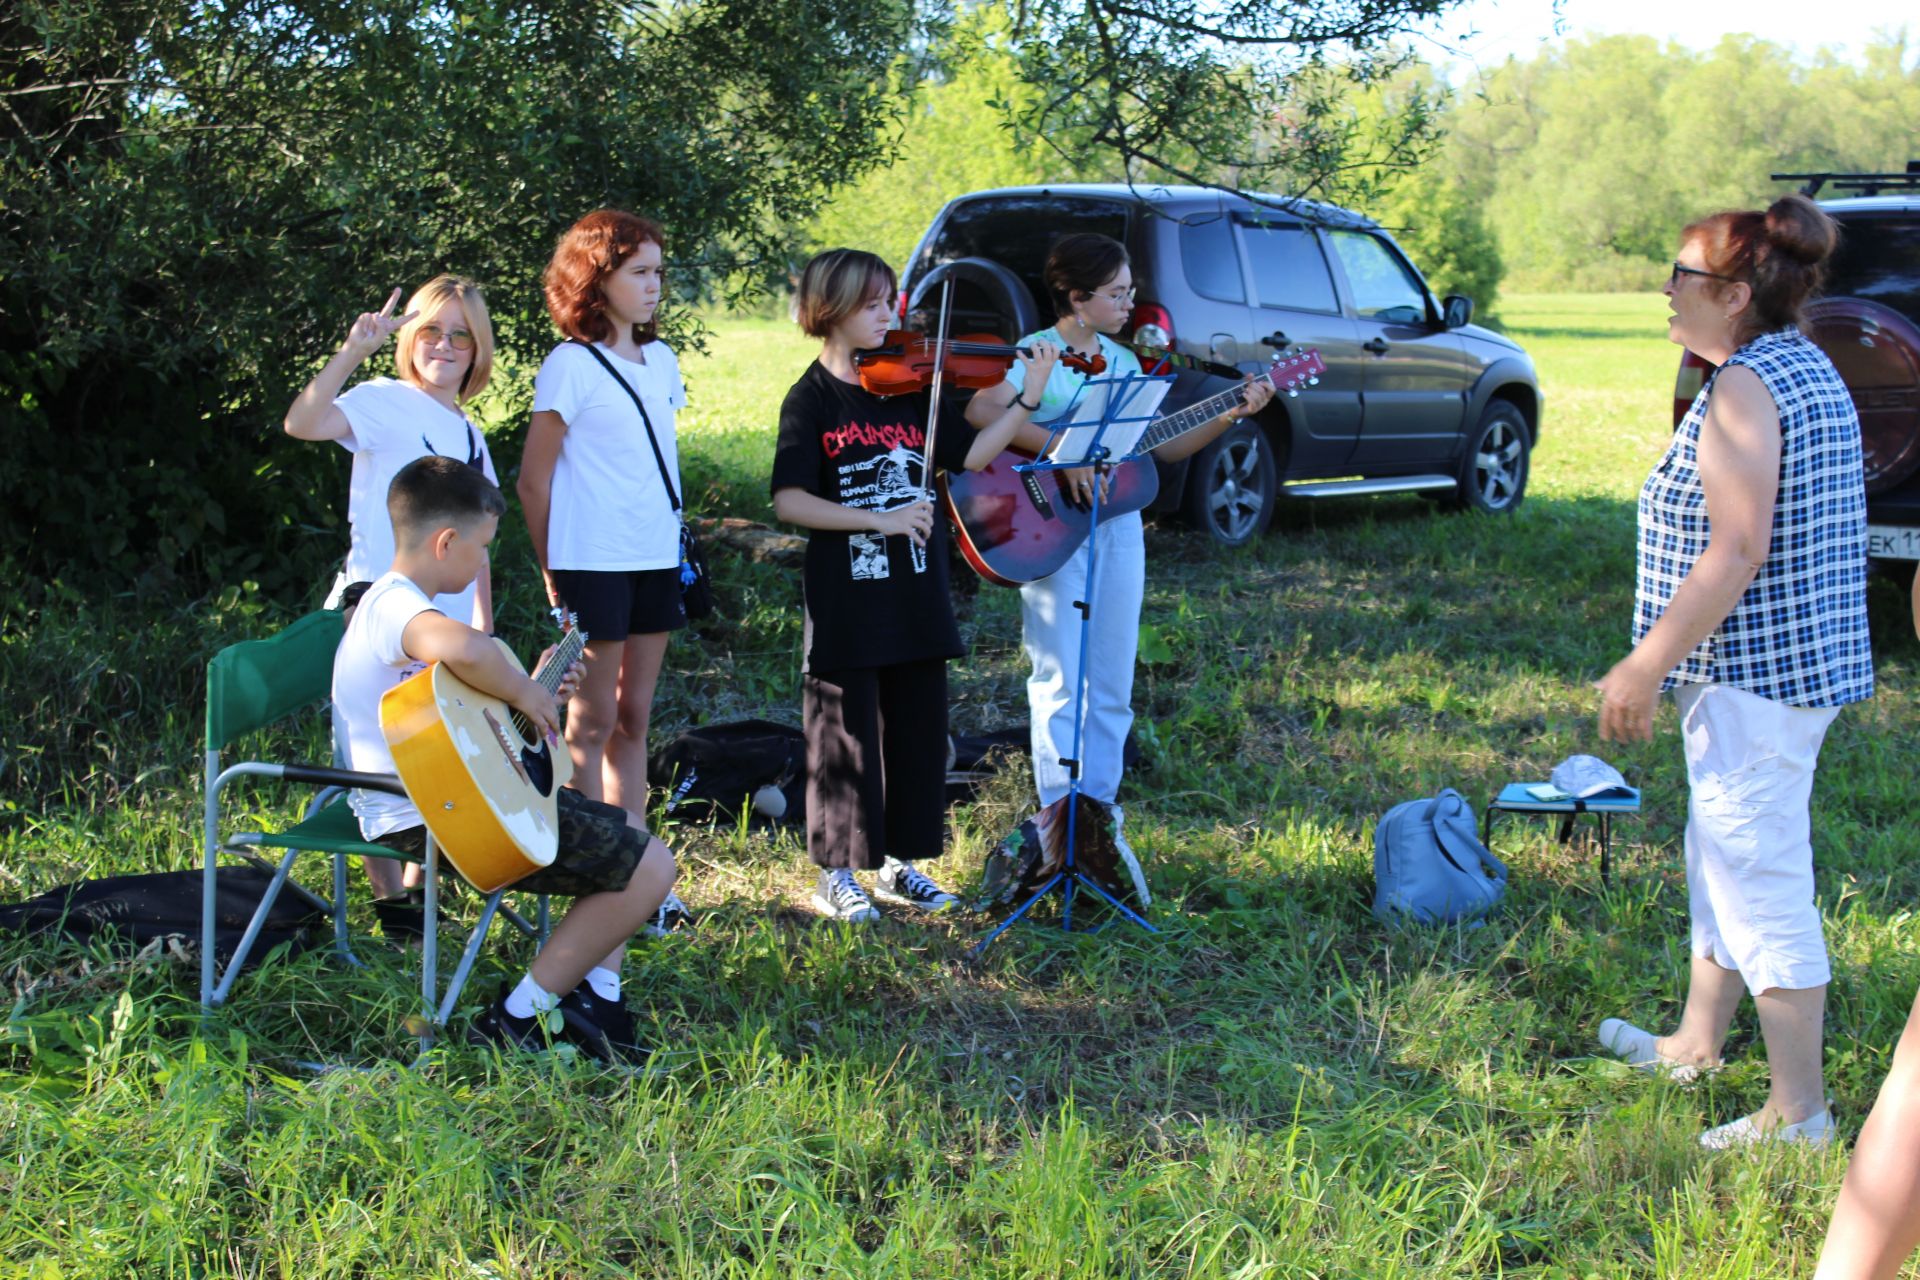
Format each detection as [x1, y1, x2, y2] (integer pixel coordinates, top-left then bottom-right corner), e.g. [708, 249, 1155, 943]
[1045, 374, 1171, 465]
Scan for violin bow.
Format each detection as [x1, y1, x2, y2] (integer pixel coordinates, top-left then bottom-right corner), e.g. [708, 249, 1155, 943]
[917, 274, 956, 504]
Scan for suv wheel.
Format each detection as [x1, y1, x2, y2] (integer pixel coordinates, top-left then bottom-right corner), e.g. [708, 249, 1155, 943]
[1182, 421, 1276, 546]
[1450, 401, 1530, 514]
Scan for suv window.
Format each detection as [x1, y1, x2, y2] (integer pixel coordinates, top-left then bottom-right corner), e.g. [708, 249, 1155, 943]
[1179, 218, 1245, 303]
[921, 195, 1130, 315]
[1239, 221, 1338, 313]
[1826, 216, 1920, 320]
[1329, 229, 1429, 324]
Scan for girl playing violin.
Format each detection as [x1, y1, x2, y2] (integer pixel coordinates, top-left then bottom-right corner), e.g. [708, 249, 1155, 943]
[518, 209, 692, 936]
[771, 248, 1058, 921]
[963, 233, 1273, 891]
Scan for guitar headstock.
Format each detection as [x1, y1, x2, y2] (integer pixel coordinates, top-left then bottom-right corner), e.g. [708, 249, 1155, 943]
[549, 604, 586, 647]
[1267, 348, 1325, 398]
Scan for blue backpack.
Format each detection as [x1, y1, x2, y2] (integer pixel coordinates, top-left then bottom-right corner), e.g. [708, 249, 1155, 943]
[1372, 789, 1509, 925]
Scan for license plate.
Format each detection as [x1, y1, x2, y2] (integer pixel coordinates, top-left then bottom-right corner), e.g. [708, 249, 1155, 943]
[1867, 524, 1920, 560]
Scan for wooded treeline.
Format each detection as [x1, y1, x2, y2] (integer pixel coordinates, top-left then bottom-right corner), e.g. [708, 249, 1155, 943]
[814, 27, 1920, 306]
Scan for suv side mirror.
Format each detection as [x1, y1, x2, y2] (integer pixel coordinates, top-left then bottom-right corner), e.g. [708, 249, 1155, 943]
[1442, 294, 1474, 329]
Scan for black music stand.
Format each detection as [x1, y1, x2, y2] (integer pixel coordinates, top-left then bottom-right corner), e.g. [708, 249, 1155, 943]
[970, 368, 1174, 958]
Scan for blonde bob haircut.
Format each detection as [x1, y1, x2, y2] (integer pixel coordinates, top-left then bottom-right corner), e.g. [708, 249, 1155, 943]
[394, 274, 495, 404]
[795, 249, 897, 339]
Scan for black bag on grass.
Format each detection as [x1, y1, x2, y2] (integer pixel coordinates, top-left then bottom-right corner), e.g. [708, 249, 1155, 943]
[649, 719, 806, 823]
[0, 866, 323, 962]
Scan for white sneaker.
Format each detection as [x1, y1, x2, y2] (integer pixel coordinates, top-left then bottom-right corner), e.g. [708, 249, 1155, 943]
[643, 890, 694, 939]
[1700, 1107, 1835, 1151]
[1597, 1018, 1703, 1083]
[874, 858, 958, 913]
[1108, 804, 1151, 907]
[812, 869, 879, 923]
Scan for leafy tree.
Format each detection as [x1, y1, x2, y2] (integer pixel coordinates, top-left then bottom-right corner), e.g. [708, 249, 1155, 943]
[2, 0, 921, 590]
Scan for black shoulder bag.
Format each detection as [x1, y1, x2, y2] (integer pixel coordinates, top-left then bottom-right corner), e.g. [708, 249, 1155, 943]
[571, 340, 714, 619]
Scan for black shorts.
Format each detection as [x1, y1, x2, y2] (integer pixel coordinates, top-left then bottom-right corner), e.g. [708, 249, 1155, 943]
[374, 787, 652, 897]
[550, 567, 686, 640]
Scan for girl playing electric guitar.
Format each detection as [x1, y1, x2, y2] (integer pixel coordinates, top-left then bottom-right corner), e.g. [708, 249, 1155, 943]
[963, 233, 1273, 892]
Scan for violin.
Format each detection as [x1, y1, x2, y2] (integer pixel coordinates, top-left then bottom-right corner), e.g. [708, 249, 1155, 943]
[852, 330, 1105, 396]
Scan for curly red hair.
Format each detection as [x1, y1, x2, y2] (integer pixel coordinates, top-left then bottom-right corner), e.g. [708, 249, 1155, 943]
[544, 209, 666, 345]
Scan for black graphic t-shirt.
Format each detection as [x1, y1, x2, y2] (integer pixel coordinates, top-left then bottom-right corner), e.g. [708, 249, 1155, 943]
[771, 360, 974, 672]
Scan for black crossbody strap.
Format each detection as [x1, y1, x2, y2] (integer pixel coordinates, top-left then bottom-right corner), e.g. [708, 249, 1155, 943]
[570, 338, 682, 514]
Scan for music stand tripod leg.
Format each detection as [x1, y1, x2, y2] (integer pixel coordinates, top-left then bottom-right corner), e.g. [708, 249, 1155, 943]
[972, 372, 1167, 957]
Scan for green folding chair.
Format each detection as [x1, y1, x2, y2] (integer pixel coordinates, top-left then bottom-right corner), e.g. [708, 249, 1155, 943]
[200, 608, 548, 1045]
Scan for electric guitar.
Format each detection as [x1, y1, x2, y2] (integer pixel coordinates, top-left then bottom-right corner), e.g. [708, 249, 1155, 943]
[379, 616, 587, 893]
[941, 348, 1325, 586]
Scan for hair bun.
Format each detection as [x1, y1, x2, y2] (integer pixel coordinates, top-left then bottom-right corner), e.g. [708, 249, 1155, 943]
[1764, 193, 1838, 266]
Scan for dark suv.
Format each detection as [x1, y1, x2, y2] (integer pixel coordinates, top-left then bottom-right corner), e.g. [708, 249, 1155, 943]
[900, 184, 1543, 545]
[1672, 164, 1920, 561]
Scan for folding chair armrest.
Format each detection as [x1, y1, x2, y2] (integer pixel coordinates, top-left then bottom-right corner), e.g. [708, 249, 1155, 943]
[210, 761, 408, 799]
[279, 764, 409, 798]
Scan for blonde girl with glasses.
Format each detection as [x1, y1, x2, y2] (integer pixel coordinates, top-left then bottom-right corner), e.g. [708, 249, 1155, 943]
[285, 274, 501, 632]
[284, 275, 501, 923]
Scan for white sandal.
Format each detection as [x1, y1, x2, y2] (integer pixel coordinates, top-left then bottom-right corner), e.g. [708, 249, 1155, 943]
[1598, 1017, 1707, 1083]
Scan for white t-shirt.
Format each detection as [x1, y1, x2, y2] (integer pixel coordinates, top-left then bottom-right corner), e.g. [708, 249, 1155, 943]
[530, 340, 686, 571]
[331, 571, 436, 838]
[333, 377, 498, 625]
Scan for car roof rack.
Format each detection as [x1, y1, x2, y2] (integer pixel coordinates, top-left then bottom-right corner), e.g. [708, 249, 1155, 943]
[1773, 161, 1920, 197]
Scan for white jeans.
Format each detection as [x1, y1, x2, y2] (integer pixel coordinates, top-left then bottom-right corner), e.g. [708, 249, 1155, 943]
[1674, 682, 1840, 995]
[1021, 511, 1146, 807]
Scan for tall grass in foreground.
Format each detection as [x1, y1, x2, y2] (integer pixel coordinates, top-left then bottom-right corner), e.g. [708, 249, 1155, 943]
[3, 294, 1918, 1277]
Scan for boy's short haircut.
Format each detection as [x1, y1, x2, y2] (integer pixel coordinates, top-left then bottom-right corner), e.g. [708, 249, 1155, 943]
[388, 455, 506, 544]
[794, 249, 897, 339]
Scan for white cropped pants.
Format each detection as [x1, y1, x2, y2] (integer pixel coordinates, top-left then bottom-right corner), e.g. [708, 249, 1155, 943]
[1674, 682, 1840, 995]
[1021, 511, 1146, 808]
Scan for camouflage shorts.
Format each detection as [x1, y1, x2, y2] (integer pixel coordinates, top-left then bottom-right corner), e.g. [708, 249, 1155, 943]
[375, 787, 650, 898]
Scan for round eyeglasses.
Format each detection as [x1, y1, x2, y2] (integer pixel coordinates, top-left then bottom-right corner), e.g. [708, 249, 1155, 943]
[414, 323, 476, 351]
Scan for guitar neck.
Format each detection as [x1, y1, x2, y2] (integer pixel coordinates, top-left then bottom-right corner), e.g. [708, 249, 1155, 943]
[509, 628, 586, 739]
[1135, 372, 1272, 453]
[531, 628, 585, 694]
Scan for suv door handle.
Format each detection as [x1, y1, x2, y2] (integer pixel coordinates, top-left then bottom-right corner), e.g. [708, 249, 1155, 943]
[1260, 331, 1289, 348]
[1363, 337, 1390, 354]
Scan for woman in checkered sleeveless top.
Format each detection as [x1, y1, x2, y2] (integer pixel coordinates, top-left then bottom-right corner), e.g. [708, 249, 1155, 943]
[1594, 194, 1870, 1152]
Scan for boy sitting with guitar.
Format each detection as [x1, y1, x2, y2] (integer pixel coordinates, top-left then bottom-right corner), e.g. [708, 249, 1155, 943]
[331, 455, 679, 1063]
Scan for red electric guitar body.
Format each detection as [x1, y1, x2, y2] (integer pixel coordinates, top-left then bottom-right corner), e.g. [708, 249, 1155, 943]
[941, 349, 1325, 587]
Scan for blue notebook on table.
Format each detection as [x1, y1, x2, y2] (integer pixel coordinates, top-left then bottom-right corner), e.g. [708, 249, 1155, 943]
[1494, 781, 1640, 812]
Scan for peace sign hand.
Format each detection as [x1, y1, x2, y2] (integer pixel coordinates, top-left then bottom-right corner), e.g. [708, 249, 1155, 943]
[342, 288, 419, 361]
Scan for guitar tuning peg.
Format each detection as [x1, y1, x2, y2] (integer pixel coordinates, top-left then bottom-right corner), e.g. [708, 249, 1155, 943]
[1286, 388, 1299, 398]
[1307, 376, 1319, 386]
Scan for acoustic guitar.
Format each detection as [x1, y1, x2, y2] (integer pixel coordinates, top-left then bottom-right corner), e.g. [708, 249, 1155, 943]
[941, 348, 1326, 586]
[379, 619, 587, 893]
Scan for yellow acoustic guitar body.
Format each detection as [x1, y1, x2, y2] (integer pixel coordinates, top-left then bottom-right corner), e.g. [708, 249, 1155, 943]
[379, 638, 575, 893]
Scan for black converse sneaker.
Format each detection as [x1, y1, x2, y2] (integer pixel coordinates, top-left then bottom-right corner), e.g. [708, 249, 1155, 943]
[643, 890, 695, 939]
[874, 858, 958, 912]
[812, 868, 879, 923]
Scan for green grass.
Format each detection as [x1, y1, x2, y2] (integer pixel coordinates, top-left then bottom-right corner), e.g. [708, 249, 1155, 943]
[5, 293, 1919, 1277]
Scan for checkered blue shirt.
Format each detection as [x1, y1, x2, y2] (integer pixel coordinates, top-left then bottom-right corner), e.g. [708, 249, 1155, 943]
[1634, 327, 1872, 708]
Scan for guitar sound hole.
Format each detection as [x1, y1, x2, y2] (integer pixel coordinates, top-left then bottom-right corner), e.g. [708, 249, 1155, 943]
[522, 746, 556, 797]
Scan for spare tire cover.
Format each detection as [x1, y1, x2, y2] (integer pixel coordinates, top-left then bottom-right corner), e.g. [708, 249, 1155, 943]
[909, 257, 1041, 344]
[1804, 297, 1920, 493]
